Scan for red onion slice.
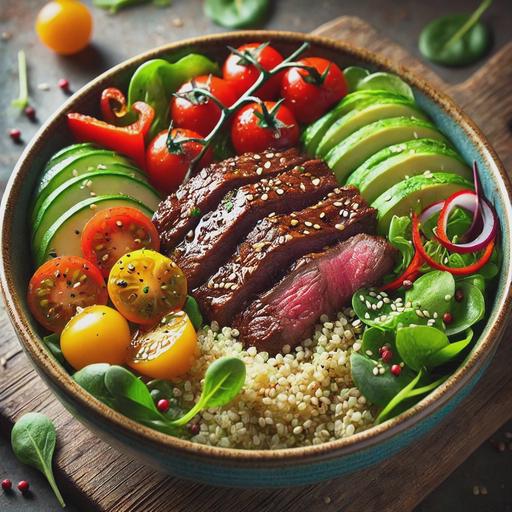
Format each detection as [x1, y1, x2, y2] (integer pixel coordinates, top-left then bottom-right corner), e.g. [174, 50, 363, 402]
[462, 161, 483, 242]
[419, 200, 445, 225]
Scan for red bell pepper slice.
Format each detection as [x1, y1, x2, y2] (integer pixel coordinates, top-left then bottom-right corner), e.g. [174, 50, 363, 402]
[412, 212, 495, 276]
[67, 101, 154, 169]
[381, 249, 424, 292]
[100, 87, 130, 124]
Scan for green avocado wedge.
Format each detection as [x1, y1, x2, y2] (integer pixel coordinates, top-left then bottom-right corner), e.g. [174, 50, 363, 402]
[31, 171, 161, 253]
[36, 195, 154, 266]
[316, 97, 427, 156]
[325, 117, 447, 184]
[348, 139, 471, 203]
[302, 90, 407, 155]
[372, 172, 473, 234]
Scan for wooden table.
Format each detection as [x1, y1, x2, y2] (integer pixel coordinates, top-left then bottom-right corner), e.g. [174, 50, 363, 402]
[0, 8, 511, 512]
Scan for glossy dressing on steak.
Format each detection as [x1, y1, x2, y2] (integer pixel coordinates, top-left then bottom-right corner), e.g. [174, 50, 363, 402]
[194, 187, 377, 326]
[234, 234, 396, 354]
[154, 148, 307, 252]
[173, 160, 338, 289]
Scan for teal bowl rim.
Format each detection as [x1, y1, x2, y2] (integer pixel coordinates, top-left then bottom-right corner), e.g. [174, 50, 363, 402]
[1, 30, 511, 467]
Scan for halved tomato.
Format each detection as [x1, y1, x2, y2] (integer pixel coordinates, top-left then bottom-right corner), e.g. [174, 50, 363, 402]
[27, 256, 108, 333]
[81, 207, 160, 277]
[107, 249, 187, 325]
[127, 310, 197, 379]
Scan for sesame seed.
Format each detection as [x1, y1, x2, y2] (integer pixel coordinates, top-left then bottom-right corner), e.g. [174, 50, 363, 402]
[256, 167, 263, 175]
[335, 223, 345, 231]
[312, 178, 320, 186]
[264, 161, 271, 169]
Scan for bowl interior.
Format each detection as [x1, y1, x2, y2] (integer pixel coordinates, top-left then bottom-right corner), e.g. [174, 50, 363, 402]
[2, 31, 512, 462]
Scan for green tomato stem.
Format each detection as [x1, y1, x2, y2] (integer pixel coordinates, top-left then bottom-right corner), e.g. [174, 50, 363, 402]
[11, 50, 29, 110]
[443, 0, 493, 49]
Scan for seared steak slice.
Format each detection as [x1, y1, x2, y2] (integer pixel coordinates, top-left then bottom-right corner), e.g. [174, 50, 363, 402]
[154, 148, 307, 252]
[173, 160, 338, 289]
[194, 187, 376, 326]
[234, 234, 396, 354]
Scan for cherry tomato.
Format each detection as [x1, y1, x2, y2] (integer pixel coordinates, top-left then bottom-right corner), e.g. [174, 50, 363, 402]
[231, 101, 300, 154]
[281, 57, 348, 124]
[35, 0, 92, 56]
[127, 311, 197, 380]
[61, 305, 131, 370]
[81, 207, 160, 278]
[146, 128, 214, 195]
[222, 43, 284, 100]
[170, 75, 238, 137]
[27, 256, 107, 333]
[108, 249, 187, 325]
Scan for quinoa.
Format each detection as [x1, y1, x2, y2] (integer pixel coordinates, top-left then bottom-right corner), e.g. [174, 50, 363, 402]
[175, 308, 374, 449]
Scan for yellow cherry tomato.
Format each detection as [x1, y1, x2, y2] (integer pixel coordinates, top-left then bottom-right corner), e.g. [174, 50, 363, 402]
[108, 249, 187, 326]
[61, 305, 131, 370]
[127, 311, 197, 380]
[35, 0, 92, 55]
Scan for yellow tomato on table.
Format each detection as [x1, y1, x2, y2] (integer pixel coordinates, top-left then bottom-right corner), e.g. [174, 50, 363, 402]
[61, 305, 131, 370]
[127, 311, 197, 380]
[35, 0, 92, 55]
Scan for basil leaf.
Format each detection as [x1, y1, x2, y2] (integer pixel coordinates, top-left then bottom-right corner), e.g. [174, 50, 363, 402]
[11, 413, 65, 507]
[427, 329, 474, 367]
[343, 66, 370, 92]
[350, 352, 415, 407]
[356, 72, 414, 101]
[184, 295, 203, 330]
[127, 54, 219, 138]
[446, 282, 485, 335]
[204, 0, 270, 28]
[418, 0, 492, 66]
[395, 326, 449, 372]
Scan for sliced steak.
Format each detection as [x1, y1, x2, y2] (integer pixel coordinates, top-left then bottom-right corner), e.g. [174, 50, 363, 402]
[173, 160, 338, 289]
[194, 187, 377, 326]
[234, 234, 396, 354]
[154, 148, 307, 253]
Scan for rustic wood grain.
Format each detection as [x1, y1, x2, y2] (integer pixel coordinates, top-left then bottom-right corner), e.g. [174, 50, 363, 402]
[0, 16, 511, 512]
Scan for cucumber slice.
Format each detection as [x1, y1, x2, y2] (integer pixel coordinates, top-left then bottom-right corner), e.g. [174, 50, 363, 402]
[32, 171, 161, 251]
[43, 143, 97, 171]
[316, 98, 427, 156]
[36, 195, 154, 266]
[302, 90, 406, 156]
[32, 153, 143, 224]
[325, 117, 447, 184]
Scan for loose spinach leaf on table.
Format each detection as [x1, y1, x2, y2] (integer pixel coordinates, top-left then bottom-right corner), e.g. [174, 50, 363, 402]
[127, 54, 219, 139]
[204, 0, 270, 28]
[418, 0, 493, 66]
[11, 413, 65, 507]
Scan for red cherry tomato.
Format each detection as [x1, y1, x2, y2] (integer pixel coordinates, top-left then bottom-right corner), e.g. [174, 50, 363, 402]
[81, 207, 161, 277]
[281, 57, 348, 124]
[146, 128, 213, 195]
[170, 75, 237, 137]
[27, 256, 108, 333]
[231, 101, 300, 155]
[222, 42, 284, 100]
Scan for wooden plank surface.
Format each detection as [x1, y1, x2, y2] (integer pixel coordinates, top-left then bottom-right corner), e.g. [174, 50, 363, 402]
[0, 16, 511, 512]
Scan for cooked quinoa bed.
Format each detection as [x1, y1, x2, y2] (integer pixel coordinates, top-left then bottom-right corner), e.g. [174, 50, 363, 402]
[175, 308, 375, 449]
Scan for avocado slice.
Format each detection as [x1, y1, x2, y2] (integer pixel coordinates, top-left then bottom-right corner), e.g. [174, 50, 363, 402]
[372, 172, 473, 234]
[302, 89, 406, 155]
[325, 117, 447, 184]
[348, 139, 471, 203]
[316, 98, 427, 156]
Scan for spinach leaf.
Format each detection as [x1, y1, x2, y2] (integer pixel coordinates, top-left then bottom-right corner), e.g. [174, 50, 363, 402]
[172, 357, 246, 426]
[361, 327, 397, 361]
[184, 295, 203, 330]
[204, 0, 270, 28]
[42, 334, 66, 366]
[418, 0, 493, 66]
[427, 329, 474, 367]
[387, 215, 414, 274]
[405, 270, 455, 320]
[73, 363, 116, 407]
[395, 326, 449, 372]
[11, 413, 65, 507]
[127, 54, 219, 138]
[356, 72, 414, 101]
[350, 352, 415, 407]
[446, 282, 485, 335]
[457, 273, 485, 293]
[343, 66, 370, 92]
[93, 0, 170, 13]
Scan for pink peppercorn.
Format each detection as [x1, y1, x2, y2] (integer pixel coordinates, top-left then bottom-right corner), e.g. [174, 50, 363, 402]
[17, 480, 29, 493]
[391, 364, 402, 377]
[58, 78, 70, 91]
[9, 128, 21, 142]
[157, 398, 170, 413]
[1, 479, 12, 491]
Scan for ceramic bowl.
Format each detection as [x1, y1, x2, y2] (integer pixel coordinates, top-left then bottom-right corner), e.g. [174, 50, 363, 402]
[1, 31, 511, 488]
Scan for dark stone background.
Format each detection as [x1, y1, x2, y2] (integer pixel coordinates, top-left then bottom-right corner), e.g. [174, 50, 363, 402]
[0, 0, 511, 510]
